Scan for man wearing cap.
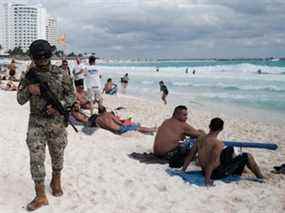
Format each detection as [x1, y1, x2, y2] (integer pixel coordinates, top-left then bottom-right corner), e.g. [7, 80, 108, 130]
[17, 39, 76, 211]
[84, 55, 103, 114]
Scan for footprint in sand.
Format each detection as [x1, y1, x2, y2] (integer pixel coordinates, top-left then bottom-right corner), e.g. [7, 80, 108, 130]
[124, 179, 134, 187]
[154, 184, 167, 192]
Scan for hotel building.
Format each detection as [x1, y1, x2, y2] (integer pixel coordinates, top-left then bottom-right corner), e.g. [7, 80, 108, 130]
[0, 2, 57, 52]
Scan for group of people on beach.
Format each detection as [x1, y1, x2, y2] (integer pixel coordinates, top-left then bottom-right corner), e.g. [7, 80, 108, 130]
[12, 39, 266, 211]
[153, 105, 264, 186]
[15, 39, 159, 211]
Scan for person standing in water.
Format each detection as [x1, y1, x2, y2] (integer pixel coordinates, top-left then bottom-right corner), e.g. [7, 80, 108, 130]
[120, 73, 129, 93]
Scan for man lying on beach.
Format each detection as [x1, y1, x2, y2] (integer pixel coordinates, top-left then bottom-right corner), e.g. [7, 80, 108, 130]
[153, 105, 205, 167]
[95, 106, 157, 135]
[75, 79, 92, 110]
[182, 117, 264, 186]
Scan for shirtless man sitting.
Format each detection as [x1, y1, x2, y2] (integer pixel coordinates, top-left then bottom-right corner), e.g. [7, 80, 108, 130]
[103, 78, 118, 95]
[96, 106, 156, 135]
[75, 79, 91, 110]
[153, 105, 205, 168]
[182, 117, 264, 186]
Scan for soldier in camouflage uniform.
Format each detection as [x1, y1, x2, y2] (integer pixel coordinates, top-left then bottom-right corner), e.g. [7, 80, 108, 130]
[17, 39, 76, 211]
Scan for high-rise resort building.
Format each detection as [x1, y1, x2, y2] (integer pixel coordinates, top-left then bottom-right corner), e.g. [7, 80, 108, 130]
[46, 16, 57, 46]
[0, 1, 57, 52]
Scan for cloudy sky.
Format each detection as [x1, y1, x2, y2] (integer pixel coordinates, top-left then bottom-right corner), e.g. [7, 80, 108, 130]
[27, 0, 285, 58]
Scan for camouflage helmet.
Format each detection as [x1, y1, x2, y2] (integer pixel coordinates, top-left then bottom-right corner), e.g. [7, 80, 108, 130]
[29, 39, 56, 59]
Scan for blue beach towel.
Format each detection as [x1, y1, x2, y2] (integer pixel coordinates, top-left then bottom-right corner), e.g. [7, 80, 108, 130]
[81, 126, 97, 135]
[166, 169, 263, 187]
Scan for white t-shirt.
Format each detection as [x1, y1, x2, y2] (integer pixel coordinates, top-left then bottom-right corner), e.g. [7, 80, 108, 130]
[85, 64, 101, 90]
[73, 63, 85, 80]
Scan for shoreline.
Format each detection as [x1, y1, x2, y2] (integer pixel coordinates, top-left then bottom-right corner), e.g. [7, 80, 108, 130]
[116, 89, 285, 127]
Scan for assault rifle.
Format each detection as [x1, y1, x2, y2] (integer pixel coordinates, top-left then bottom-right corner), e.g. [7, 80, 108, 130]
[26, 67, 78, 132]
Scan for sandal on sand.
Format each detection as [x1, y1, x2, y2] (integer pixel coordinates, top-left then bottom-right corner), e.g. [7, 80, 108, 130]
[272, 164, 285, 174]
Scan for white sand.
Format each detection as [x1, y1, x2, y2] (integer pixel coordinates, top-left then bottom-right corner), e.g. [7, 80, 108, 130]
[0, 91, 285, 213]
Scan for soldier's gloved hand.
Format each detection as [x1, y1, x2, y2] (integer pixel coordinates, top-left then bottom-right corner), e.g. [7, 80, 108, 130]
[46, 105, 60, 116]
[28, 84, 41, 96]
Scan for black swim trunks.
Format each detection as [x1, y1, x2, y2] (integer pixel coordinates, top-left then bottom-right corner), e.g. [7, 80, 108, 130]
[88, 114, 98, 127]
[121, 77, 129, 83]
[211, 146, 249, 180]
[167, 139, 194, 168]
[160, 85, 168, 95]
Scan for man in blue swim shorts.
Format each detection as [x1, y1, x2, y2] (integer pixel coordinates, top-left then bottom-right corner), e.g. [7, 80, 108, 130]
[118, 123, 141, 134]
[95, 106, 156, 135]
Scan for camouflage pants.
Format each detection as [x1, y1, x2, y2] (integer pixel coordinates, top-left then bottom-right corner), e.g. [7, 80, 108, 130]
[26, 116, 67, 184]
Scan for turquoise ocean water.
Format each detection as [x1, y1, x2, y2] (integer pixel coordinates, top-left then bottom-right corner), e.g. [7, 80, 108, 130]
[97, 59, 285, 124]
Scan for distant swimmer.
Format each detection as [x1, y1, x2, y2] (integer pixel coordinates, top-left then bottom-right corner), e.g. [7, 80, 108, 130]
[156, 67, 159, 72]
[159, 80, 168, 105]
[185, 67, 189, 74]
[257, 69, 262, 74]
[192, 69, 196, 75]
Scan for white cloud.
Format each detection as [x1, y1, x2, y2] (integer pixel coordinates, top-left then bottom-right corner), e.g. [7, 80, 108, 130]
[26, 0, 285, 58]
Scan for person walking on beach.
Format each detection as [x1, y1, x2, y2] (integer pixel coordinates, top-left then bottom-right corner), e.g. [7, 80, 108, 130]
[17, 39, 76, 211]
[159, 80, 168, 104]
[182, 117, 264, 186]
[153, 105, 205, 168]
[85, 55, 103, 114]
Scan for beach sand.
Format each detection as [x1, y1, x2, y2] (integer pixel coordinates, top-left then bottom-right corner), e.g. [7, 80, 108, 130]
[0, 90, 284, 213]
